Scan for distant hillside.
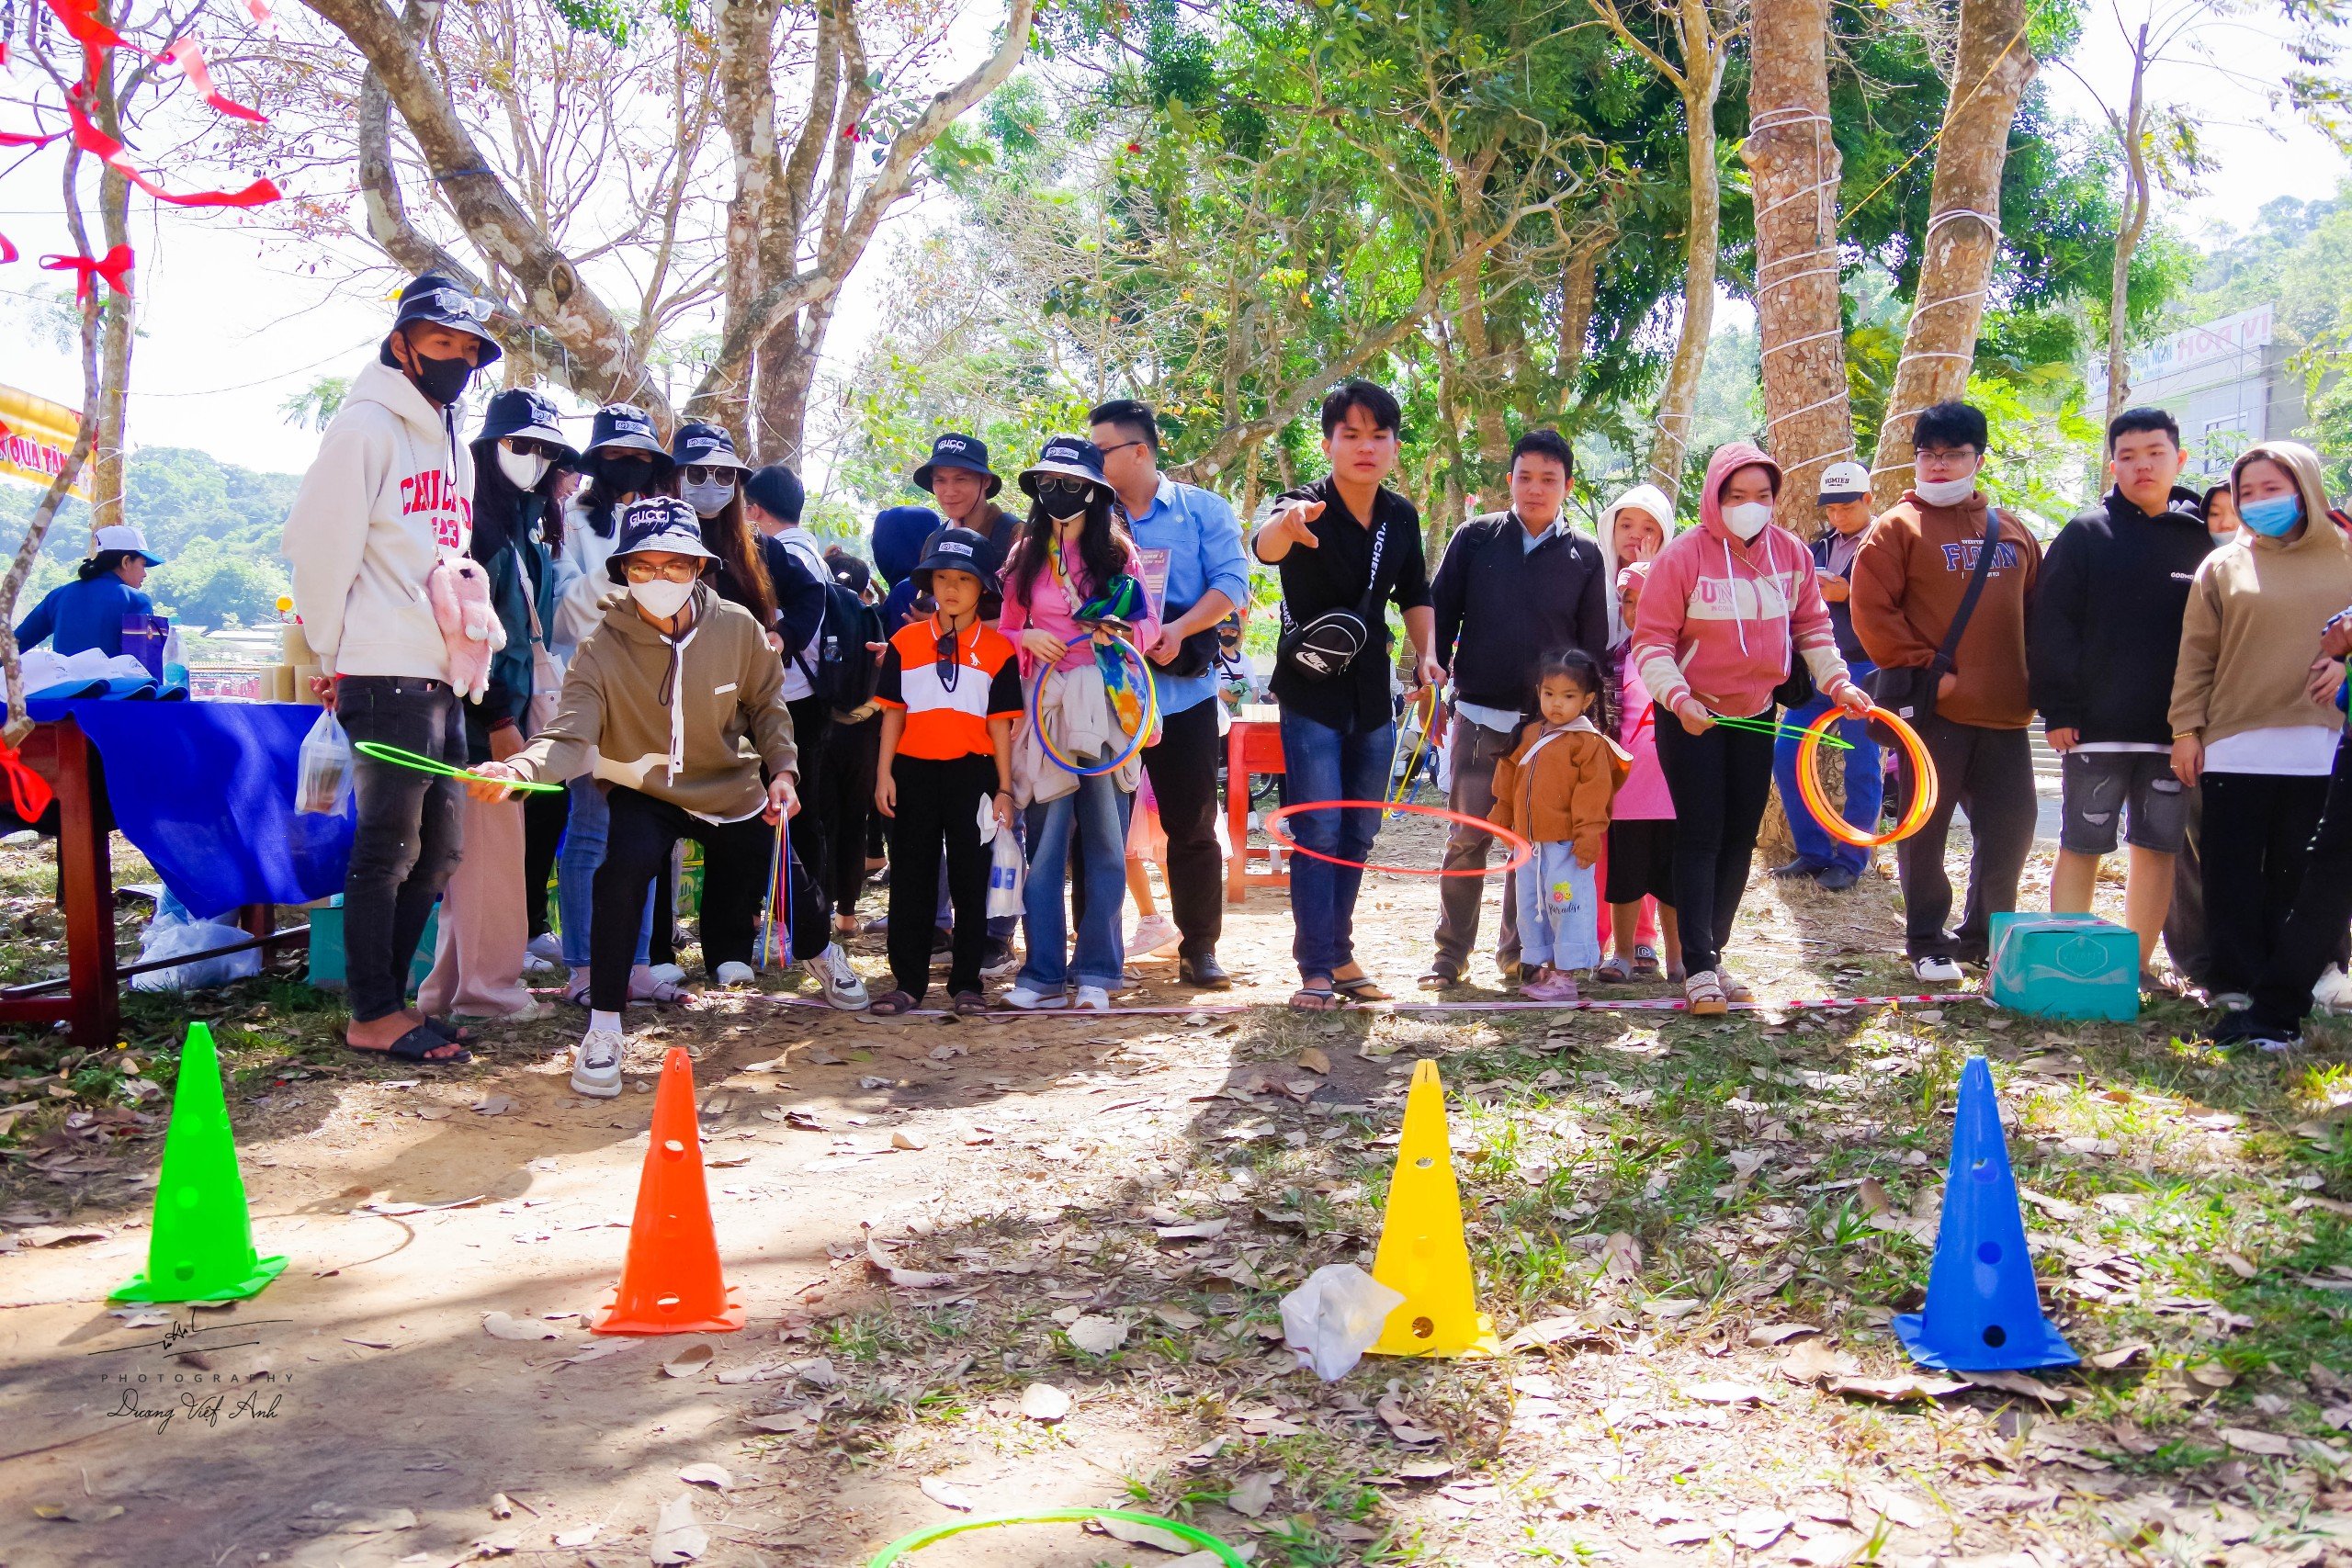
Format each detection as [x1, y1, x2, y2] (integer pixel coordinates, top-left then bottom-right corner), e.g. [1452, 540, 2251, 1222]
[0, 446, 300, 630]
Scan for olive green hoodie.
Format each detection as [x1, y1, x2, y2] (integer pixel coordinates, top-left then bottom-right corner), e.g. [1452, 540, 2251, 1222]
[505, 584, 797, 819]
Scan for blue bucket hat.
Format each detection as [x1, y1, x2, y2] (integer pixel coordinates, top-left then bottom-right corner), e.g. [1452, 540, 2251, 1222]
[379, 273, 500, 367]
[672, 421, 750, 471]
[475, 389, 576, 459]
[587, 403, 669, 459]
[1019, 434, 1111, 500]
[912, 434, 1001, 498]
[605, 498, 720, 583]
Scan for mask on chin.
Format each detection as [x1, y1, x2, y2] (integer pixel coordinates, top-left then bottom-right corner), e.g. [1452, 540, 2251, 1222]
[1722, 502, 1773, 541]
[497, 446, 549, 492]
[629, 578, 695, 619]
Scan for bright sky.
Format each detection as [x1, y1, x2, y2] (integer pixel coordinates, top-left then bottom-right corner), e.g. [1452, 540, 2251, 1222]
[0, 3, 2340, 483]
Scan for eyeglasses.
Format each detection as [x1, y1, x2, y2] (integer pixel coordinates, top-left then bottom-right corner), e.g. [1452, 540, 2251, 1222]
[682, 464, 735, 485]
[505, 438, 566, 460]
[623, 558, 701, 583]
[1037, 477, 1097, 501]
[933, 629, 963, 691]
[1095, 438, 1148, 458]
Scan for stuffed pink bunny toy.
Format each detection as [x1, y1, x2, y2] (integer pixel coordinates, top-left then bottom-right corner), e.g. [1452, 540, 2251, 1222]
[427, 556, 506, 703]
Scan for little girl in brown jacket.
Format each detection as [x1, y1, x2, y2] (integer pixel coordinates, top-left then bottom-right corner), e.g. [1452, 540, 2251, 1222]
[1488, 649, 1629, 1003]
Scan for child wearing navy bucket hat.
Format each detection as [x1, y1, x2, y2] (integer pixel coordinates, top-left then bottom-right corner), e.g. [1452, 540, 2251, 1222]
[998, 435, 1160, 1012]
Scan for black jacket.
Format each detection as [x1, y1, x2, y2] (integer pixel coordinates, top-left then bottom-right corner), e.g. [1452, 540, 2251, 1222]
[1430, 511, 1609, 714]
[2028, 485, 2211, 744]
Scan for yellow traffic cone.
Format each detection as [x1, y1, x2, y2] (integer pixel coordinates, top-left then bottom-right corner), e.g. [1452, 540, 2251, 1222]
[1367, 1059, 1498, 1358]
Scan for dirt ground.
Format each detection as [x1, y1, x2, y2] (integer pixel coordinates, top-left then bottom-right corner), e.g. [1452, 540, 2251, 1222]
[4, 816, 2351, 1568]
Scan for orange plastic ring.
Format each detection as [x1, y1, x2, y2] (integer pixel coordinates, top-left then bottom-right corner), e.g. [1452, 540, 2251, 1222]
[1795, 703, 1938, 847]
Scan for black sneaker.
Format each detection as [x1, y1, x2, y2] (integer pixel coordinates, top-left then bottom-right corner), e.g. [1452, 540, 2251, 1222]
[1815, 865, 1860, 892]
[2211, 1010, 2300, 1052]
[979, 938, 1021, 979]
[1772, 856, 1831, 879]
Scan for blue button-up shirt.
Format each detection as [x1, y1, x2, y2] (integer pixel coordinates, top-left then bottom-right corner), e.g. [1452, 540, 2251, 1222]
[1125, 474, 1250, 716]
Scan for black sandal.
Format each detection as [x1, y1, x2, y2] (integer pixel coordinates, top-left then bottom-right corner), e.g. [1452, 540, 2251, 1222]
[423, 1016, 479, 1046]
[867, 990, 921, 1017]
[355, 1024, 471, 1066]
[951, 991, 988, 1017]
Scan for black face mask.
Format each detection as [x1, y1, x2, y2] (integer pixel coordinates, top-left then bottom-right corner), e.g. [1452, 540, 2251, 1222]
[406, 351, 475, 408]
[591, 454, 660, 496]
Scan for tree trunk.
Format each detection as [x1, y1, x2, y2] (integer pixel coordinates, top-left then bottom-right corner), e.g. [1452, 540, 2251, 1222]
[1646, 65, 1724, 504]
[86, 7, 131, 537]
[2104, 26, 2154, 417]
[1743, 0, 1849, 536]
[1557, 240, 1602, 392]
[753, 295, 838, 462]
[1868, 0, 2037, 508]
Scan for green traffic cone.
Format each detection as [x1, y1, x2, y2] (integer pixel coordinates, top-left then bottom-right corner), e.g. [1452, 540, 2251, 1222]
[109, 1023, 287, 1303]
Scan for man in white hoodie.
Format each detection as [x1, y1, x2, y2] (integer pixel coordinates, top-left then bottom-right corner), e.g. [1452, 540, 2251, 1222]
[282, 275, 498, 1065]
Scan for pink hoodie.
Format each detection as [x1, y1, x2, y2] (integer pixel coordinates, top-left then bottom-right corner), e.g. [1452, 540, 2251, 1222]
[1628, 442, 1852, 720]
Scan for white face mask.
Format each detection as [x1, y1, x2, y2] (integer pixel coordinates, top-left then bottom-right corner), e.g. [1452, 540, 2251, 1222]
[682, 478, 736, 518]
[629, 578, 695, 620]
[1723, 501, 1773, 541]
[1915, 472, 1978, 507]
[498, 445, 549, 491]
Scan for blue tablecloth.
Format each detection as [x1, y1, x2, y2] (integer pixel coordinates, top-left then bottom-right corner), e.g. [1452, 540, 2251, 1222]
[28, 698, 352, 920]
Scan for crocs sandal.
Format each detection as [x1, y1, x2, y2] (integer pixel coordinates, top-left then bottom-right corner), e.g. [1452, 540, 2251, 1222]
[352, 1024, 470, 1066]
[1332, 975, 1392, 1002]
[867, 990, 921, 1017]
[1288, 984, 1341, 1012]
[1683, 970, 1727, 1016]
[1593, 956, 1634, 984]
[951, 990, 988, 1017]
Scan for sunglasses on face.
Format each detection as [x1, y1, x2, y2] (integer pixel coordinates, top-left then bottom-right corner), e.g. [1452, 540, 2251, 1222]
[681, 464, 735, 486]
[1037, 477, 1097, 502]
[505, 438, 566, 460]
[624, 558, 701, 583]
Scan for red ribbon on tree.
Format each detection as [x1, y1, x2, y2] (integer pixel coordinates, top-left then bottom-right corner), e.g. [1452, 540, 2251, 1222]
[0, 129, 63, 148]
[65, 89, 280, 208]
[158, 39, 267, 124]
[40, 243, 135, 299]
[0, 233, 17, 265]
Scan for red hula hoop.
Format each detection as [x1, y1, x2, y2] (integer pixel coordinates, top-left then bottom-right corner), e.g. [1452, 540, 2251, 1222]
[1260, 798, 1533, 876]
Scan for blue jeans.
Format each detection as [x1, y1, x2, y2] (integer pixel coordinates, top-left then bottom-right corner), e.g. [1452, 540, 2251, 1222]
[1279, 711, 1395, 982]
[558, 777, 651, 970]
[1771, 660, 1883, 874]
[1019, 776, 1133, 992]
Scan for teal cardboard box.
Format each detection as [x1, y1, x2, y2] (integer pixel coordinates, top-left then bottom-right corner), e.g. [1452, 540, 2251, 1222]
[1987, 912, 2138, 1021]
[307, 898, 437, 994]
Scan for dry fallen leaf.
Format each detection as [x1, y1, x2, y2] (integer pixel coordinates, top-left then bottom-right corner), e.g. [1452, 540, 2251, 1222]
[2219, 1427, 2296, 1457]
[473, 1094, 513, 1115]
[1295, 1047, 1331, 1075]
[1396, 1460, 1454, 1481]
[1600, 1231, 1643, 1282]
[481, 1312, 561, 1342]
[1098, 1515, 1194, 1552]
[1227, 1471, 1279, 1518]
[1781, 1341, 1859, 1384]
[1961, 1370, 2073, 1404]
[1019, 1382, 1073, 1422]
[891, 1130, 928, 1151]
[2219, 1251, 2259, 1280]
[649, 1493, 707, 1564]
[34, 1502, 125, 1524]
[1829, 1373, 1967, 1403]
[1681, 1381, 1771, 1406]
[2089, 1343, 2150, 1370]
[676, 1462, 730, 1491]
[1856, 1177, 1892, 1217]
[920, 1476, 976, 1512]
[1066, 1315, 1127, 1356]
[662, 1344, 715, 1379]
[553, 1524, 599, 1548]
[1747, 1322, 1819, 1347]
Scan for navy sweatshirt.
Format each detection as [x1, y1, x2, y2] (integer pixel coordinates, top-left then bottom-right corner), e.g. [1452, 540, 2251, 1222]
[1430, 510, 1610, 714]
[2028, 485, 2211, 744]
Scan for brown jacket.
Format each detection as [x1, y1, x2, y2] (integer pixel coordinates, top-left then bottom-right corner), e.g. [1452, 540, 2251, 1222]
[1487, 718, 1629, 865]
[2170, 523, 2352, 746]
[507, 584, 797, 820]
[1851, 494, 2041, 729]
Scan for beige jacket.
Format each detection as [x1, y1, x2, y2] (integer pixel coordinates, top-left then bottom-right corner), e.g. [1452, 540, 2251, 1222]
[506, 585, 797, 820]
[2169, 522, 2352, 748]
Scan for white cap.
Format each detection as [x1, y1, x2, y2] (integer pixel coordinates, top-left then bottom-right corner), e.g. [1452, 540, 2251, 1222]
[1817, 461, 1871, 502]
[92, 525, 162, 564]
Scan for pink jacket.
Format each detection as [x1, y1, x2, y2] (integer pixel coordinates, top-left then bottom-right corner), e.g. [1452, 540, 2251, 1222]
[999, 538, 1160, 680]
[1628, 442, 1852, 721]
[1612, 646, 1673, 820]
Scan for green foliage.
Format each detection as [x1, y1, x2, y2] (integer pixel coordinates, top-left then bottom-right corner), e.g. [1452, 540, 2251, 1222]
[278, 376, 348, 434]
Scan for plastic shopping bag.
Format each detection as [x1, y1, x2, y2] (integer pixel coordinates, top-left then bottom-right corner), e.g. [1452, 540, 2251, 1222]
[980, 797, 1025, 919]
[1279, 1263, 1406, 1382]
[130, 902, 261, 993]
[295, 707, 353, 815]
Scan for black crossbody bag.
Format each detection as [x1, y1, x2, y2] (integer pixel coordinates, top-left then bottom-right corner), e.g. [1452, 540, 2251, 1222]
[1863, 506, 2007, 725]
[1278, 507, 1392, 682]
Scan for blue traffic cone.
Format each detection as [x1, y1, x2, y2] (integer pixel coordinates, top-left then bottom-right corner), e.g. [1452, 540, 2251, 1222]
[1894, 1055, 2076, 1372]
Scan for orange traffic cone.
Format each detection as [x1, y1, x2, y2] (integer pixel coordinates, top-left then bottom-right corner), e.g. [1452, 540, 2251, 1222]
[592, 1046, 745, 1335]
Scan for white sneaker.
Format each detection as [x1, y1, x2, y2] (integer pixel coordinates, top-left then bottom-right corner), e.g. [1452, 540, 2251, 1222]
[714, 961, 755, 987]
[1128, 914, 1181, 957]
[1914, 955, 1964, 985]
[528, 931, 564, 964]
[1002, 983, 1067, 1010]
[648, 962, 686, 986]
[571, 1028, 625, 1098]
[523, 952, 558, 975]
[2315, 965, 2352, 1012]
[806, 943, 869, 1010]
[2212, 990, 2254, 1012]
[1073, 985, 1112, 1011]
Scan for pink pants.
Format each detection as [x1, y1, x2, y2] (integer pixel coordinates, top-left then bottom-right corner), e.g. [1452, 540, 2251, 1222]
[419, 794, 534, 1019]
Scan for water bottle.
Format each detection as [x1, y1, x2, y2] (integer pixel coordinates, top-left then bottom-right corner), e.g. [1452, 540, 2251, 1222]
[162, 626, 188, 693]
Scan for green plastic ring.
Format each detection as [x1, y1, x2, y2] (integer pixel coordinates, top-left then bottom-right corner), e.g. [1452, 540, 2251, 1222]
[865, 1507, 1250, 1566]
[354, 739, 565, 793]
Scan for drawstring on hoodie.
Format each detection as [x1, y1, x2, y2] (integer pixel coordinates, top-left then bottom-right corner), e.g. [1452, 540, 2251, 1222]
[655, 588, 704, 783]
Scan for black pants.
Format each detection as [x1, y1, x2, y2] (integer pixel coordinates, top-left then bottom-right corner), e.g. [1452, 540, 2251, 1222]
[1894, 716, 2036, 959]
[1139, 696, 1225, 960]
[1654, 717, 1774, 976]
[2202, 770, 2333, 998]
[590, 786, 823, 1012]
[819, 713, 880, 921]
[2248, 741, 2352, 1026]
[786, 696, 831, 925]
[523, 784, 568, 940]
[2163, 783, 2210, 988]
[885, 753, 994, 999]
[338, 677, 466, 1023]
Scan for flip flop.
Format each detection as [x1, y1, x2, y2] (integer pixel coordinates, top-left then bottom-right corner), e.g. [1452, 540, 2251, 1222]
[1332, 976, 1393, 1002]
[422, 1016, 479, 1046]
[1593, 956, 1634, 984]
[351, 1024, 470, 1066]
[1288, 984, 1341, 1012]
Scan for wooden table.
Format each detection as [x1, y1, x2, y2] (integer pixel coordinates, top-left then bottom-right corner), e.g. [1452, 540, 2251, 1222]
[1225, 708, 1290, 904]
[0, 716, 305, 1048]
